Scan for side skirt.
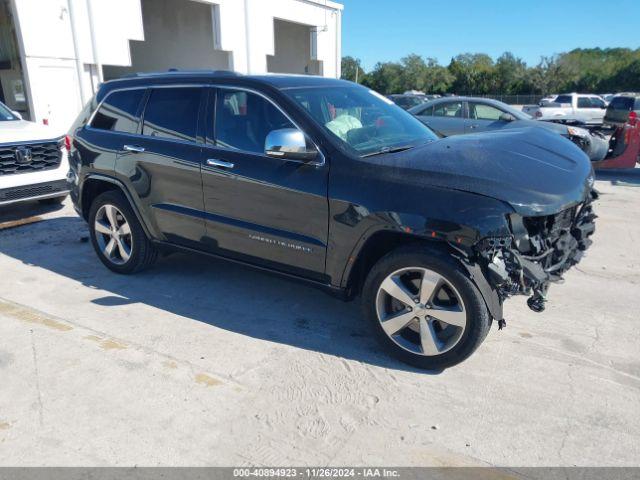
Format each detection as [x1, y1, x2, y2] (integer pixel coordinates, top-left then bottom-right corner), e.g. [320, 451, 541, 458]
[151, 240, 349, 301]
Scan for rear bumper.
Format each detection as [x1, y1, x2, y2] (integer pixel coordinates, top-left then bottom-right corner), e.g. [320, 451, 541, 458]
[0, 179, 70, 206]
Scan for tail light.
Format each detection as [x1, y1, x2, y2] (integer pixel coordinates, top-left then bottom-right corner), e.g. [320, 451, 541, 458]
[628, 111, 638, 127]
[535, 111, 542, 118]
[42, 118, 49, 125]
[64, 135, 72, 152]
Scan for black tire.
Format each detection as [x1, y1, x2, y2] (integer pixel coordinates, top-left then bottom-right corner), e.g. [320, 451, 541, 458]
[39, 194, 67, 205]
[362, 245, 491, 370]
[88, 190, 157, 274]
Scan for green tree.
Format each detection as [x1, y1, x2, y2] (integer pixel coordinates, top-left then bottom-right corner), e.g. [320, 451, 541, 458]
[495, 52, 527, 94]
[361, 61, 404, 94]
[448, 53, 496, 94]
[341, 56, 365, 83]
[422, 58, 454, 94]
[399, 53, 428, 92]
[343, 47, 640, 96]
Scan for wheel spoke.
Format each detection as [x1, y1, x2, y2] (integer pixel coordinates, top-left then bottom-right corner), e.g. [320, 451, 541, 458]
[116, 238, 131, 262]
[429, 306, 466, 327]
[104, 205, 119, 229]
[419, 270, 443, 305]
[380, 275, 415, 307]
[94, 220, 112, 235]
[118, 222, 131, 236]
[380, 310, 416, 336]
[103, 238, 116, 257]
[419, 317, 440, 355]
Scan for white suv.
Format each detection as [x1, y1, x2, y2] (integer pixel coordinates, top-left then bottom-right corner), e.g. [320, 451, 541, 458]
[0, 101, 69, 207]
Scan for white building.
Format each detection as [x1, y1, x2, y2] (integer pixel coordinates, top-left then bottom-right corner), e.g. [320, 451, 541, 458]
[0, 0, 343, 132]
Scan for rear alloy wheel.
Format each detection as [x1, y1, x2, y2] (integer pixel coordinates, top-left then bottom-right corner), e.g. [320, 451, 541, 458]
[94, 204, 133, 265]
[88, 190, 157, 274]
[363, 247, 491, 370]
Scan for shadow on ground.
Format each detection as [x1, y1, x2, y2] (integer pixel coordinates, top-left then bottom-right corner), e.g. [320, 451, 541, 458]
[0, 215, 437, 373]
[596, 167, 640, 187]
[0, 199, 66, 225]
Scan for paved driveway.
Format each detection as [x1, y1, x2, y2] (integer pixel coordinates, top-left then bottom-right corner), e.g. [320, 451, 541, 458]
[0, 171, 639, 466]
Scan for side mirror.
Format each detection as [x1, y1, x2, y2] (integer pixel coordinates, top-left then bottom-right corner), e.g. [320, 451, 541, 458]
[11, 110, 22, 120]
[499, 113, 516, 122]
[265, 128, 319, 162]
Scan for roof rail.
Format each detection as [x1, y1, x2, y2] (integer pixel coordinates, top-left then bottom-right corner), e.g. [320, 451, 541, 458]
[119, 69, 243, 79]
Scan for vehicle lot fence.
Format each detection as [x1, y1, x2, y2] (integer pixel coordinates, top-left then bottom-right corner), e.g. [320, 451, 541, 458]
[471, 94, 544, 105]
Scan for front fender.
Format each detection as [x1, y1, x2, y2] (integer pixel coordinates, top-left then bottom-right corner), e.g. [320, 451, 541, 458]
[329, 187, 514, 287]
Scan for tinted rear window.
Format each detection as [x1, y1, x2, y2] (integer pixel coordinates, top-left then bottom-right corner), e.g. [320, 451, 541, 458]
[555, 95, 572, 104]
[142, 87, 202, 142]
[609, 97, 634, 111]
[91, 89, 145, 133]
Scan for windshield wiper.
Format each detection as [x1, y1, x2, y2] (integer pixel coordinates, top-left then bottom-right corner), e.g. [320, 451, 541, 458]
[361, 145, 416, 158]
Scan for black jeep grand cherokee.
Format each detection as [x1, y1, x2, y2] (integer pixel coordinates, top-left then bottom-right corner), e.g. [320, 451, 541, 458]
[67, 71, 596, 369]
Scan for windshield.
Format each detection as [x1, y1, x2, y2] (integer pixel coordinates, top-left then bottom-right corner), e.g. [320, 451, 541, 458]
[284, 85, 438, 156]
[0, 102, 18, 121]
[498, 102, 531, 120]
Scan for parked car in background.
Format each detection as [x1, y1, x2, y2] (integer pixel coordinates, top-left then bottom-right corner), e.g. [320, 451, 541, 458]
[409, 97, 608, 161]
[601, 94, 615, 104]
[0, 100, 69, 207]
[387, 94, 426, 110]
[403, 91, 440, 102]
[415, 94, 440, 102]
[593, 94, 640, 169]
[67, 71, 596, 369]
[604, 94, 640, 128]
[539, 95, 558, 107]
[522, 93, 607, 125]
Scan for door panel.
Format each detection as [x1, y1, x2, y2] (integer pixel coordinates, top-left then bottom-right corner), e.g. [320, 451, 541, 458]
[465, 102, 509, 133]
[577, 97, 605, 124]
[201, 88, 329, 279]
[115, 86, 206, 248]
[422, 101, 465, 136]
[117, 137, 204, 247]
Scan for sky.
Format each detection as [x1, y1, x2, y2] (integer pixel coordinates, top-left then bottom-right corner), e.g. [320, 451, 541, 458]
[340, 0, 640, 71]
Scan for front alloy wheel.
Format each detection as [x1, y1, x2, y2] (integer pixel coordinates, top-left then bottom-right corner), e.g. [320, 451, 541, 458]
[362, 247, 491, 369]
[376, 267, 467, 356]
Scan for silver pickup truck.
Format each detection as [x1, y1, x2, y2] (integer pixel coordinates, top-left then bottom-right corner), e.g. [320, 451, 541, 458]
[523, 93, 608, 125]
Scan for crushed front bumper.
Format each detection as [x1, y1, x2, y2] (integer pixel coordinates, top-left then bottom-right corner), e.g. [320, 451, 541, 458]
[476, 189, 598, 312]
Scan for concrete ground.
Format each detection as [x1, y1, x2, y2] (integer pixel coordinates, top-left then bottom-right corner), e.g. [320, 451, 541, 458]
[0, 170, 639, 467]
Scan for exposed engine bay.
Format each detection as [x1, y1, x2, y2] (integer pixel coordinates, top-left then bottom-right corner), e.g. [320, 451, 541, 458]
[475, 189, 598, 315]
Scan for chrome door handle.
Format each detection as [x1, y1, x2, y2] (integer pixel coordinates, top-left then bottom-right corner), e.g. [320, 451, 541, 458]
[206, 159, 234, 169]
[469, 124, 479, 129]
[123, 145, 145, 153]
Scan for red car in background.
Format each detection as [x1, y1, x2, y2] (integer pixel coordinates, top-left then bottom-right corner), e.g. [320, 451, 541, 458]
[592, 95, 640, 169]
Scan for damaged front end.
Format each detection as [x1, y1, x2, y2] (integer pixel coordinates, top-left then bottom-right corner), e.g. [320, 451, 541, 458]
[474, 189, 598, 314]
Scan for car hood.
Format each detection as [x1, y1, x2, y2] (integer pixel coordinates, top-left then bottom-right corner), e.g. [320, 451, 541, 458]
[506, 119, 569, 134]
[0, 120, 61, 144]
[368, 126, 594, 216]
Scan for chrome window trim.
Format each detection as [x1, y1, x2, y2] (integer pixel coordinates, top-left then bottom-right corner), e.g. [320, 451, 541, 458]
[85, 83, 326, 167]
